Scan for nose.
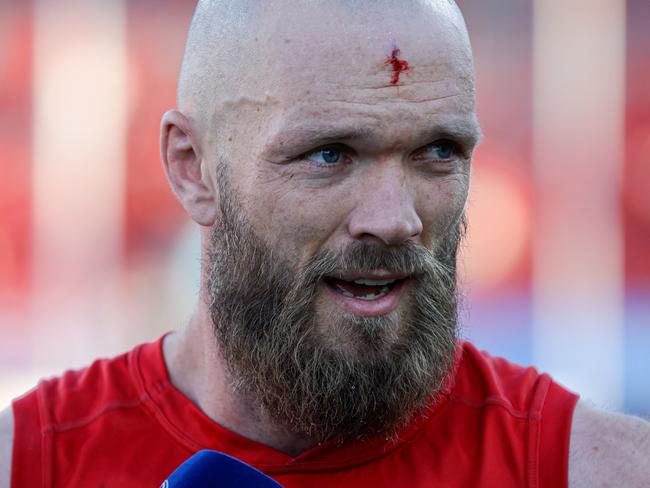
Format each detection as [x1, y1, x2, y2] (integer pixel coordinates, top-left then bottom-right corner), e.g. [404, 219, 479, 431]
[347, 162, 423, 246]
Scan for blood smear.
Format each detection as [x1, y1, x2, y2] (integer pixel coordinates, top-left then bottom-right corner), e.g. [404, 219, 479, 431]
[385, 47, 410, 85]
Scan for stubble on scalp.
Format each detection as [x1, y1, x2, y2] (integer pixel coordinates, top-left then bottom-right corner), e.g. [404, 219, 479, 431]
[206, 162, 463, 442]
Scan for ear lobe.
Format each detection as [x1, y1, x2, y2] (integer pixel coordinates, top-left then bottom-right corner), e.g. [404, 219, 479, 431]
[160, 109, 218, 226]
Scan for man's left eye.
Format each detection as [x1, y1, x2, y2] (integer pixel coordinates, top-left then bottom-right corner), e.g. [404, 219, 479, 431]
[306, 147, 342, 165]
[424, 140, 458, 160]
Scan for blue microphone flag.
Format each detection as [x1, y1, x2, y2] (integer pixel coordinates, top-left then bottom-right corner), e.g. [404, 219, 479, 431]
[161, 450, 283, 487]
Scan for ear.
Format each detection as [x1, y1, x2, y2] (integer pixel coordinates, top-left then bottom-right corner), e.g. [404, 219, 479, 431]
[160, 110, 218, 226]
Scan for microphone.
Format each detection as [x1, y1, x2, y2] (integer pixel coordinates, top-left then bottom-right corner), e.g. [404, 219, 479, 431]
[161, 450, 283, 487]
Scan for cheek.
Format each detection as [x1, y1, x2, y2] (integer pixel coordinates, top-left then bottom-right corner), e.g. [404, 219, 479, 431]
[250, 183, 354, 258]
[417, 176, 469, 239]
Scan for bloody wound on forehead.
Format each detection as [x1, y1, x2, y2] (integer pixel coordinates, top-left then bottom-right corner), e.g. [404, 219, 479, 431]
[385, 47, 410, 85]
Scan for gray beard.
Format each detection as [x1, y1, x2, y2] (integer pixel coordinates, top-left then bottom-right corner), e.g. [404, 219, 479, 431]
[206, 168, 462, 443]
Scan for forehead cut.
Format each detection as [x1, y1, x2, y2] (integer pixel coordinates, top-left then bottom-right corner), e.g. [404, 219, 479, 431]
[178, 0, 472, 128]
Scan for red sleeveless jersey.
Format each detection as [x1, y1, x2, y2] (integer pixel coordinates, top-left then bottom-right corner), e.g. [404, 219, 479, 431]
[11, 337, 578, 487]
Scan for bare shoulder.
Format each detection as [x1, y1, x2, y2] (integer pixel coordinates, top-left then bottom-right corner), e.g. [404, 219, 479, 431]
[569, 399, 650, 488]
[0, 407, 13, 488]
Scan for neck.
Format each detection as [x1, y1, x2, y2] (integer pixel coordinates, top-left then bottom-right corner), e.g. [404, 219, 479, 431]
[162, 302, 317, 457]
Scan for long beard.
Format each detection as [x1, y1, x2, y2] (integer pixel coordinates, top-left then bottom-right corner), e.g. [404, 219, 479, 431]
[206, 170, 462, 443]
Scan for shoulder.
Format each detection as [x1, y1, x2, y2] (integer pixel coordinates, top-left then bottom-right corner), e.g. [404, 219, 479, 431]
[0, 406, 14, 488]
[454, 342, 571, 412]
[35, 343, 154, 429]
[569, 400, 650, 487]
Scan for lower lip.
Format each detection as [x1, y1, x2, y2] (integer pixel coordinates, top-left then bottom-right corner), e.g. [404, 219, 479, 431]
[322, 279, 407, 317]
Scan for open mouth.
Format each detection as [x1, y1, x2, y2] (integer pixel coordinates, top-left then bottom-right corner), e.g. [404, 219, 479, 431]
[322, 273, 409, 316]
[323, 277, 401, 301]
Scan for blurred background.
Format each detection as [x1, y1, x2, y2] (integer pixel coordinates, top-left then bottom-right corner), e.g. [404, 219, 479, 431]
[0, 0, 648, 415]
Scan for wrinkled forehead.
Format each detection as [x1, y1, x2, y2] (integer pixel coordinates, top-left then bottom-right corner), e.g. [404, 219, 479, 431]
[186, 0, 477, 149]
[223, 0, 473, 96]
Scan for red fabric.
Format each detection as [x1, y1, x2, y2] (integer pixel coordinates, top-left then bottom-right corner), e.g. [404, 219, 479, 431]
[12, 337, 578, 487]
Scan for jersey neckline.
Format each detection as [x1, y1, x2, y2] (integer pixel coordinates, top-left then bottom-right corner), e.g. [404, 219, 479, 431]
[131, 334, 460, 474]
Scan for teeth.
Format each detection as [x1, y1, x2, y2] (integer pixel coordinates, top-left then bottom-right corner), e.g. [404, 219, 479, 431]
[358, 295, 378, 301]
[352, 279, 396, 286]
[354, 286, 391, 301]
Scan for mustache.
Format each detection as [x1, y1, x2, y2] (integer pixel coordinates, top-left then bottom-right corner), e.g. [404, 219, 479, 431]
[296, 241, 454, 285]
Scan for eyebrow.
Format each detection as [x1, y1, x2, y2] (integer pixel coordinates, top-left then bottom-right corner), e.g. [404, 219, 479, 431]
[265, 117, 483, 156]
[268, 127, 375, 150]
[418, 118, 483, 147]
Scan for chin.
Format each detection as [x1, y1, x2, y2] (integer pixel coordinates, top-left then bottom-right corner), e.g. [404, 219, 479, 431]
[312, 300, 405, 357]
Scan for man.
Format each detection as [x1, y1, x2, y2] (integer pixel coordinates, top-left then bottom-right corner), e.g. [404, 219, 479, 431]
[1, 0, 649, 486]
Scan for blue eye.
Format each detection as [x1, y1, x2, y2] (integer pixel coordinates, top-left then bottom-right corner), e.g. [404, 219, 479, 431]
[428, 140, 457, 160]
[307, 147, 342, 165]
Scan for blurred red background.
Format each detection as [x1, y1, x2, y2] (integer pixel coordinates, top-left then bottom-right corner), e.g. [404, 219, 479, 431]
[0, 0, 648, 415]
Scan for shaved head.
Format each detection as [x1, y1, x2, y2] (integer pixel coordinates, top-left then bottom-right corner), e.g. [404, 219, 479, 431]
[177, 0, 474, 140]
[163, 0, 479, 447]
[177, 0, 259, 118]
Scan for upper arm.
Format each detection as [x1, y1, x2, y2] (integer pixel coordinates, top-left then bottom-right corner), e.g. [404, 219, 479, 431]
[569, 400, 650, 488]
[0, 407, 14, 488]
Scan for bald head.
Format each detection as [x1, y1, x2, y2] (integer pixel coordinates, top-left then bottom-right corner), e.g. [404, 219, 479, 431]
[177, 0, 259, 117]
[165, 0, 479, 229]
[162, 1, 480, 444]
[177, 0, 474, 137]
